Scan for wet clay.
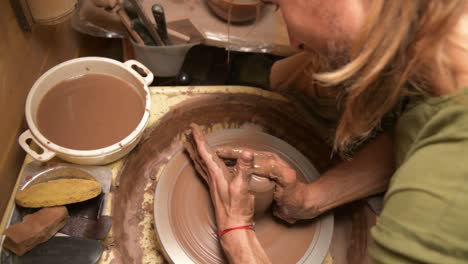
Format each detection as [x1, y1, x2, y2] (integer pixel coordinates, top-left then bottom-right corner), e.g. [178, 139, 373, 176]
[249, 175, 275, 215]
[37, 74, 144, 150]
[112, 93, 333, 263]
[169, 151, 316, 264]
[155, 127, 331, 263]
[184, 124, 275, 216]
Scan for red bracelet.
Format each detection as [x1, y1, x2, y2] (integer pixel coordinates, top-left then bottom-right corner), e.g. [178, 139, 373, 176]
[215, 224, 255, 237]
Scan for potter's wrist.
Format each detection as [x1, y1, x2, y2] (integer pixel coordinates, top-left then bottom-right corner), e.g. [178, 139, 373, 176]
[220, 228, 254, 251]
[220, 229, 260, 264]
[216, 216, 252, 231]
[303, 182, 324, 218]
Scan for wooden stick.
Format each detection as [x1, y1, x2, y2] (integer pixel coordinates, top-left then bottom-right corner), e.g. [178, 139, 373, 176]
[167, 28, 190, 42]
[127, 0, 165, 46]
[117, 7, 144, 45]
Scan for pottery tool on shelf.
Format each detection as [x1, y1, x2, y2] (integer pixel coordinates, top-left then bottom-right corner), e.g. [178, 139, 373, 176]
[117, 6, 144, 45]
[127, 0, 165, 46]
[167, 28, 191, 43]
[151, 4, 170, 45]
[167, 19, 204, 44]
[132, 19, 155, 45]
[123, 0, 137, 18]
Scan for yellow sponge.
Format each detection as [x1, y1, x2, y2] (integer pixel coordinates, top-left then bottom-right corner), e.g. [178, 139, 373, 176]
[15, 179, 102, 208]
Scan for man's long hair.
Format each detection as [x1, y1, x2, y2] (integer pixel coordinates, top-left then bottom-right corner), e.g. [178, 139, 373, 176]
[310, 1, 466, 153]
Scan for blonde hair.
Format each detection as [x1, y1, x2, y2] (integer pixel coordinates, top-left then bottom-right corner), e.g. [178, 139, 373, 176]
[312, 1, 466, 153]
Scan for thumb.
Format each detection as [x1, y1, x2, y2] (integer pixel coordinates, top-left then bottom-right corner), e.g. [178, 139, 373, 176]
[273, 205, 297, 224]
[233, 151, 254, 189]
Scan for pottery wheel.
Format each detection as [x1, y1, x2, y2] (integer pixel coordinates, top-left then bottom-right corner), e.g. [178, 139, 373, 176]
[154, 129, 333, 264]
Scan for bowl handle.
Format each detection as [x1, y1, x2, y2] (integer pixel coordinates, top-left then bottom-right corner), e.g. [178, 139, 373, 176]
[124, 60, 154, 86]
[18, 130, 56, 162]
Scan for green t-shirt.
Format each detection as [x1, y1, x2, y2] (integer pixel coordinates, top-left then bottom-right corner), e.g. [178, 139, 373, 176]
[369, 88, 468, 263]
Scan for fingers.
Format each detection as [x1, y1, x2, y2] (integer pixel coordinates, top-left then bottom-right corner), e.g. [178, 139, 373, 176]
[189, 124, 297, 190]
[190, 124, 223, 171]
[215, 144, 298, 187]
[231, 151, 254, 196]
[249, 155, 297, 187]
[183, 140, 209, 182]
[234, 151, 254, 180]
[273, 205, 297, 224]
[190, 124, 232, 190]
[236, 151, 254, 170]
[269, 165, 298, 187]
[215, 146, 279, 162]
[215, 146, 249, 159]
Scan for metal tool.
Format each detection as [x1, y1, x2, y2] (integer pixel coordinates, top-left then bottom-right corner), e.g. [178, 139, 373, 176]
[60, 216, 112, 240]
[123, 0, 137, 19]
[151, 4, 170, 45]
[131, 19, 155, 45]
[117, 7, 145, 45]
[0, 162, 113, 263]
[127, 0, 165, 46]
[8, 237, 103, 264]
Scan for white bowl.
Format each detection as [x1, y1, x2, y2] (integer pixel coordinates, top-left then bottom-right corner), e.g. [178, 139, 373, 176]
[19, 57, 153, 165]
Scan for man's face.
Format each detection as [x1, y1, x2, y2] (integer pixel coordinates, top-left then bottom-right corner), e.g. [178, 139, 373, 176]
[270, 0, 367, 58]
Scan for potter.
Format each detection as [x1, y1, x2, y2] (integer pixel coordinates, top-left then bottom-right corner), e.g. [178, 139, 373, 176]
[187, 0, 468, 263]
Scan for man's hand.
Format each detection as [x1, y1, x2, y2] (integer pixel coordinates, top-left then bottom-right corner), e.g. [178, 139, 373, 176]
[216, 146, 320, 224]
[185, 124, 272, 264]
[185, 124, 256, 230]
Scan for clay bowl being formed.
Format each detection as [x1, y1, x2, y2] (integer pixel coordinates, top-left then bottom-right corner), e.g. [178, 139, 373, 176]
[206, 0, 263, 23]
[111, 90, 337, 263]
[154, 129, 334, 264]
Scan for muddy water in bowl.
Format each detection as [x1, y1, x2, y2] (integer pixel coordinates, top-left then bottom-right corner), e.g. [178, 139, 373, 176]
[37, 74, 144, 150]
[19, 58, 153, 165]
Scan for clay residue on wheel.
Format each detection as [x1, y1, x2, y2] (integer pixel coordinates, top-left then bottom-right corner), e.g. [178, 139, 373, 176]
[168, 131, 319, 264]
[111, 93, 332, 264]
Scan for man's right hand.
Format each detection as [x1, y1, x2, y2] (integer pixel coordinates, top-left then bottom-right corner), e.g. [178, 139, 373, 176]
[216, 146, 321, 224]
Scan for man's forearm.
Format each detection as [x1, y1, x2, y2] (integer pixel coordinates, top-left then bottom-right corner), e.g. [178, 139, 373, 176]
[306, 133, 395, 215]
[221, 230, 271, 264]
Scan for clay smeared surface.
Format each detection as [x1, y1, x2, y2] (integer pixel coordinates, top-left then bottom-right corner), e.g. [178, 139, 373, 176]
[249, 175, 275, 215]
[167, 136, 318, 264]
[111, 93, 332, 264]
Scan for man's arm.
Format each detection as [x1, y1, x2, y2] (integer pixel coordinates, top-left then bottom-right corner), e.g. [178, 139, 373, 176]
[305, 133, 395, 216]
[216, 133, 395, 222]
[220, 230, 271, 264]
[217, 134, 394, 263]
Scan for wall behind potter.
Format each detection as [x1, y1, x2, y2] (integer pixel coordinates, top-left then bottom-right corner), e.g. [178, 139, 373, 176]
[0, 1, 122, 219]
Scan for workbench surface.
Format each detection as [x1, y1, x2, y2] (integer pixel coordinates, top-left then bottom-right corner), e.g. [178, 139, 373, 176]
[1, 86, 374, 264]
